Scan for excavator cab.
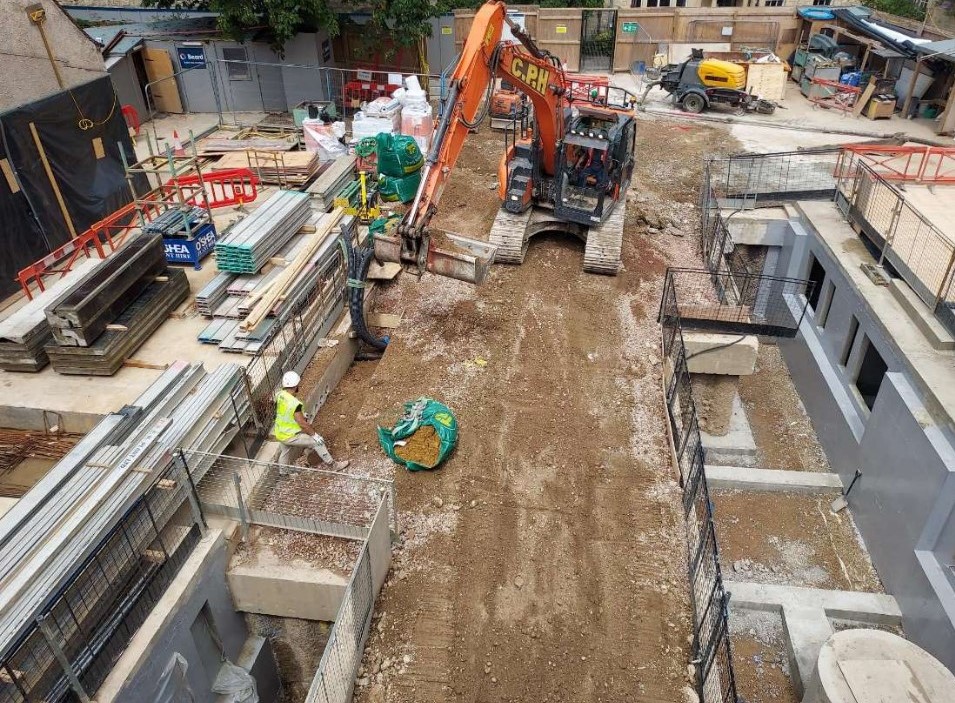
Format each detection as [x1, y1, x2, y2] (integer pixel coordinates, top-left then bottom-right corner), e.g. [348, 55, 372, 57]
[554, 110, 636, 226]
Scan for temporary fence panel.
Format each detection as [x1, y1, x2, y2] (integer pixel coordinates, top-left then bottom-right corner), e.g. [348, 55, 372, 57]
[705, 149, 842, 210]
[0, 458, 204, 703]
[660, 283, 739, 703]
[185, 451, 396, 540]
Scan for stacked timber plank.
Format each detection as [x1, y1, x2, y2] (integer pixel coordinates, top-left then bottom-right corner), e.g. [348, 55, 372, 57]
[0, 361, 252, 660]
[214, 190, 311, 274]
[45, 270, 190, 376]
[197, 213, 353, 354]
[211, 150, 321, 187]
[197, 136, 296, 155]
[0, 259, 103, 372]
[45, 234, 167, 347]
[307, 155, 356, 211]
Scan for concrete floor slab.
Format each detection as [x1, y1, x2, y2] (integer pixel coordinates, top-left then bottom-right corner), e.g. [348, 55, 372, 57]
[705, 465, 843, 493]
[684, 332, 759, 376]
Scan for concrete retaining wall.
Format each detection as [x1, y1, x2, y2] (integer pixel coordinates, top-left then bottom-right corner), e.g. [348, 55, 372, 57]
[773, 209, 955, 673]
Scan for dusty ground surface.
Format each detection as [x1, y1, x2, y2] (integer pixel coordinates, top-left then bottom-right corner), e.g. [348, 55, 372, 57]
[738, 343, 831, 472]
[300, 117, 741, 702]
[691, 374, 738, 436]
[728, 609, 798, 703]
[712, 489, 881, 592]
[233, 526, 362, 578]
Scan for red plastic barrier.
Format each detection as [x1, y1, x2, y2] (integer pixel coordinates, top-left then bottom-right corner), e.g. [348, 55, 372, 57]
[166, 168, 259, 209]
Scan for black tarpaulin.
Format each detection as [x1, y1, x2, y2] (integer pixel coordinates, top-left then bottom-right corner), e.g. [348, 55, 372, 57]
[0, 75, 144, 299]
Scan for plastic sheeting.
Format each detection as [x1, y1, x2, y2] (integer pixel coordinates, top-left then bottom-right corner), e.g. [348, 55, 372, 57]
[0, 75, 143, 299]
[212, 661, 259, 703]
[154, 652, 196, 703]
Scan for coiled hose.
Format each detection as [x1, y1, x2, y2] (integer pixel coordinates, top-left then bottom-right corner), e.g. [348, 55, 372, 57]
[344, 238, 389, 351]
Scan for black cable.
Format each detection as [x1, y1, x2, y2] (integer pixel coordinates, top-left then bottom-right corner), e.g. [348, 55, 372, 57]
[345, 238, 388, 351]
[684, 335, 748, 361]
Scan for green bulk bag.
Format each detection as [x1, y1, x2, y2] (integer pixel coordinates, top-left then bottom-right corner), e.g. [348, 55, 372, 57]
[378, 397, 458, 471]
[376, 133, 423, 177]
[378, 172, 421, 203]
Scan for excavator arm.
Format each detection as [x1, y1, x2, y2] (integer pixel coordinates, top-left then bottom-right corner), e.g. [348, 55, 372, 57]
[373, 0, 567, 284]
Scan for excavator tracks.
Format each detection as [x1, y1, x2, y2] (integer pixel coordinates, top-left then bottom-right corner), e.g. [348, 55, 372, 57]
[583, 200, 625, 275]
[488, 208, 533, 264]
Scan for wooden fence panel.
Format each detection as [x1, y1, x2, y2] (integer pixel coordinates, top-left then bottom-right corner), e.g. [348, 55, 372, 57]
[613, 10, 675, 71]
[536, 9, 583, 71]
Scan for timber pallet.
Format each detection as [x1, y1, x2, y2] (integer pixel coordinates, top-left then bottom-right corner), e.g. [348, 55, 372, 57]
[46, 269, 190, 376]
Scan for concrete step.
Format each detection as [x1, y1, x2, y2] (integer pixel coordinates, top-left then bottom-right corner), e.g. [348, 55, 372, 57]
[704, 465, 843, 493]
[888, 279, 955, 351]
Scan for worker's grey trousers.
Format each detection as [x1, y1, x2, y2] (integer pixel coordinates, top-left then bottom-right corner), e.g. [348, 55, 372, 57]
[278, 432, 334, 466]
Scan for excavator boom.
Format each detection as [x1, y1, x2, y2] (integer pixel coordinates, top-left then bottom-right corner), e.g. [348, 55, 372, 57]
[374, 0, 570, 284]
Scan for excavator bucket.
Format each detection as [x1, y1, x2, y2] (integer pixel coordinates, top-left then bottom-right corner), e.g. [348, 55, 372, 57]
[374, 231, 498, 285]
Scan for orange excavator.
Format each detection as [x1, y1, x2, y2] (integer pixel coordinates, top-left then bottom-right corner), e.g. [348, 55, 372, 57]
[373, 0, 639, 284]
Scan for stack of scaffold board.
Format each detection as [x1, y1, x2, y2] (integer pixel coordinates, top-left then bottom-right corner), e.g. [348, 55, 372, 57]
[212, 150, 321, 187]
[307, 155, 356, 211]
[0, 259, 103, 372]
[0, 361, 253, 665]
[214, 190, 311, 274]
[197, 211, 353, 354]
[42, 234, 190, 376]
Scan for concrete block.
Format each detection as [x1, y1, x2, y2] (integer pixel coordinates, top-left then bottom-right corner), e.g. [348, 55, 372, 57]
[782, 605, 834, 696]
[683, 332, 759, 376]
[705, 465, 843, 493]
[701, 394, 757, 467]
[228, 545, 348, 621]
[726, 208, 790, 246]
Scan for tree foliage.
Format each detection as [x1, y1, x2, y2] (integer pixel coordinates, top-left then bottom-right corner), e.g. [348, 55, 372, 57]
[862, 0, 926, 21]
[142, 0, 445, 53]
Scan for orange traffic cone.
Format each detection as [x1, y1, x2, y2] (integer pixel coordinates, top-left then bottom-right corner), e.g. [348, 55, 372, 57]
[172, 130, 185, 156]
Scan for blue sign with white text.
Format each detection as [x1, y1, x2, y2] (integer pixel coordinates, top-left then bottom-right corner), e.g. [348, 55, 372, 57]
[164, 225, 217, 270]
[177, 46, 206, 69]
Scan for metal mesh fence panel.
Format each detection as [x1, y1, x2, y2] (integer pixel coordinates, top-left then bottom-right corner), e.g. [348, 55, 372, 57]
[0, 458, 203, 703]
[660, 287, 739, 703]
[187, 451, 396, 539]
[243, 245, 347, 434]
[662, 268, 812, 338]
[840, 162, 955, 333]
[706, 149, 841, 208]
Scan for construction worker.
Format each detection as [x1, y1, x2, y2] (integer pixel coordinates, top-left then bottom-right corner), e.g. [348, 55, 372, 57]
[273, 371, 349, 470]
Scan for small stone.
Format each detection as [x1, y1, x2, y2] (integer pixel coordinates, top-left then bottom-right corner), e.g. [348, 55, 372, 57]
[514, 576, 524, 589]
[470, 500, 477, 508]
[581, 655, 587, 661]
[687, 664, 696, 682]
[403, 655, 412, 665]
[660, 584, 669, 595]
[432, 496, 444, 508]
[380, 659, 392, 671]
[357, 676, 370, 687]
[491, 677, 497, 684]
[681, 684, 700, 703]
[734, 560, 744, 573]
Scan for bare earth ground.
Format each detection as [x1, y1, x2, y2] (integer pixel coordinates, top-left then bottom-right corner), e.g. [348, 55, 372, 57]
[691, 375, 738, 436]
[711, 490, 882, 593]
[728, 609, 798, 703]
[738, 343, 831, 472]
[301, 118, 741, 702]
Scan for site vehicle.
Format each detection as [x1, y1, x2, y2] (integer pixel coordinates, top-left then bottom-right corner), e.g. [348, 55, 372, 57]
[373, 0, 639, 281]
[647, 49, 777, 115]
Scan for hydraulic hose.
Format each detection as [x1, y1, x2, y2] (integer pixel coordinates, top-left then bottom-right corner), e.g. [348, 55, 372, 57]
[345, 238, 389, 351]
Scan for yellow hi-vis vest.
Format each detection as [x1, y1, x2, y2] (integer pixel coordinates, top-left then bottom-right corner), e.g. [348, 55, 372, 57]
[273, 389, 303, 441]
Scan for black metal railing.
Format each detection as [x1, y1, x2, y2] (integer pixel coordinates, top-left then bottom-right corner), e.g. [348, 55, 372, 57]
[0, 459, 205, 703]
[704, 148, 842, 209]
[660, 278, 739, 703]
[662, 267, 813, 338]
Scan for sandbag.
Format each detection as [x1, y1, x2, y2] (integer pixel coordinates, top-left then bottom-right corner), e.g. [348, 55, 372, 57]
[378, 172, 421, 203]
[375, 133, 423, 177]
[378, 397, 458, 471]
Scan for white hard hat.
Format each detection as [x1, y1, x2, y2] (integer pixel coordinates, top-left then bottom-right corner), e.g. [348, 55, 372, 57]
[282, 371, 301, 388]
